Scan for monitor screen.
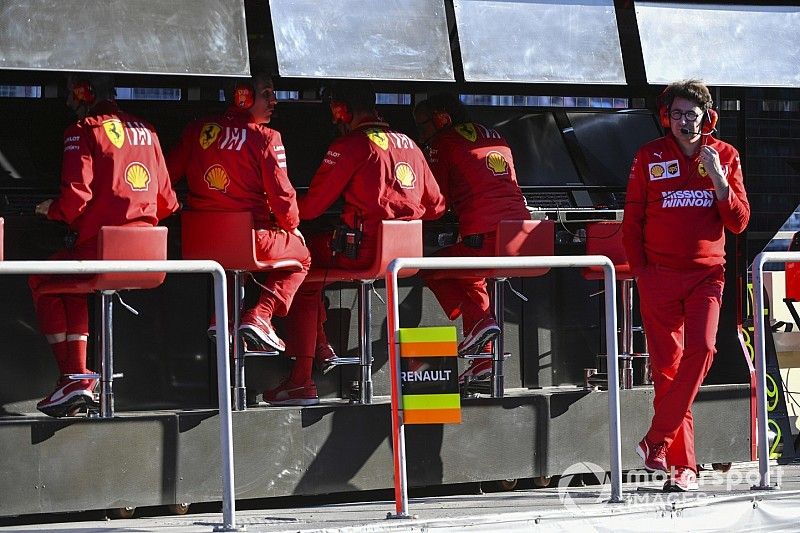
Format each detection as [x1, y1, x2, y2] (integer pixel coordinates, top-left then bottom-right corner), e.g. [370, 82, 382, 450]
[567, 111, 662, 188]
[492, 112, 581, 187]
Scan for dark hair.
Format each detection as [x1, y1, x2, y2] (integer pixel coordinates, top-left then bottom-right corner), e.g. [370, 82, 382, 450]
[662, 79, 713, 111]
[322, 81, 376, 114]
[226, 72, 273, 101]
[68, 73, 116, 101]
[415, 92, 469, 125]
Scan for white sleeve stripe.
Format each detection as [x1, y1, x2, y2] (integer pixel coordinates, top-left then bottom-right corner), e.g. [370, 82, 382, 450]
[274, 145, 285, 151]
[278, 162, 287, 168]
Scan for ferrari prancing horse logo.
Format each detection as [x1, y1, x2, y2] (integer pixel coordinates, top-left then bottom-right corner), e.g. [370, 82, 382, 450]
[103, 119, 125, 149]
[199, 123, 221, 149]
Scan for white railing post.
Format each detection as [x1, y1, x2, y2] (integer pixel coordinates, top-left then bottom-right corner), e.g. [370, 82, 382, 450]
[751, 251, 799, 491]
[0, 260, 239, 531]
[385, 255, 621, 516]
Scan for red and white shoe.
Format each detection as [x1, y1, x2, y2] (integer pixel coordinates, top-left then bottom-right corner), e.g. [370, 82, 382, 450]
[207, 316, 232, 343]
[263, 379, 319, 406]
[664, 467, 699, 492]
[238, 311, 285, 352]
[458, 359, 493, 386]
[37, 377, 98, 418]
[458, 317, 500, 355]
[315, 343, 338, 374]
[636, 437, 668, 473]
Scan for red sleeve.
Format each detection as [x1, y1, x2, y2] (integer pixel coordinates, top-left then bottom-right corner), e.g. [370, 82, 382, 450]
[622, 150, 648, 276]
[299, 138, 359, 220]
[48, 122, 94, 225]
[716, 150, 749, 234]
[261, 131, 300, 231]
[152, 131, 180, 220]
[419, 159, 446, 220]
[165, 122, 196, 185]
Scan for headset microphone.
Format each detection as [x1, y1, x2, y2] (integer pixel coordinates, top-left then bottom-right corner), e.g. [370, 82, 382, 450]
[680, 127, 715, 136]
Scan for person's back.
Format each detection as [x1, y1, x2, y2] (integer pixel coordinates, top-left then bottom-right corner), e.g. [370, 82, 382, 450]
[168, 108, 298, 230]
[427, 121, 529, 235]
[53, 103, 178, 245]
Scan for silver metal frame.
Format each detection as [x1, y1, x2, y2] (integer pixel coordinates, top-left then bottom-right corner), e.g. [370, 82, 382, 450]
[0, 260, 240, 531]
[385, 255, 622, 517]
[752, 251, 795, 491]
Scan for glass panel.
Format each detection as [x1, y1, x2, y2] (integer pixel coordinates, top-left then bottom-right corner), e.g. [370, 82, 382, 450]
[0, 0, 249, 76]
[453, 0, 625, 84]
[269, 0, 454, 81]
[636, 2, 800, 87]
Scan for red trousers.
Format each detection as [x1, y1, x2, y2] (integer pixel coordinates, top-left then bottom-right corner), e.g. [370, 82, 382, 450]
[282, 231, 375, 369]
[637, 263, 725, 471]
[29, 242, 97, 375]
[422, 236, 494, 335]
[251, 229, 311, 318]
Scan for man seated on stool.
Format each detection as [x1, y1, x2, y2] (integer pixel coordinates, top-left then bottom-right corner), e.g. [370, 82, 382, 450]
[413, 93, 530, 385]
[168, 73, 310, 353]
[273, 81, 446, 406]
[31, 74, 179, 417]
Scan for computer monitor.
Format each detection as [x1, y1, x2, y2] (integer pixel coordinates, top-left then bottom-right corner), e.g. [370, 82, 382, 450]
[567, 110, 662, 188]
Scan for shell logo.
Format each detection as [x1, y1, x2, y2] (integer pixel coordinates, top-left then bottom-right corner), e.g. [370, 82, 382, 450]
[124, 162, 150, 191]
[698, 163, 708, 177]
[650, 164, 665, 178]
[204, 164, 230, 192]
[486, 151, 508, 176]
[394, 162, 416, 189]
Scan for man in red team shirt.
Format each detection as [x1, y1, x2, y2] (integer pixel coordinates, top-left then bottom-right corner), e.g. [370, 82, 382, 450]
[31, 74, 179, 417]
[413, 93, 530, 385]
[271, 81, 446, 405]
[623, 80, 749, 491]
[168, 74, 310, 353]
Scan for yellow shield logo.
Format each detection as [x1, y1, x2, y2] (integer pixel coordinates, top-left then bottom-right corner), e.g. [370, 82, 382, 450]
[199, 123, 221, 150]
[125, 162, 150, 191]
[650, 164, 665, 178]
[366, 128, 389, 150]
[204, 164, 230, 192]
[103, 119, 125, 149]
[698, 163, 708, 177]
[395, 162, 416, 189]
[486, 151, 508, 176]
[455, 123, 477, 142]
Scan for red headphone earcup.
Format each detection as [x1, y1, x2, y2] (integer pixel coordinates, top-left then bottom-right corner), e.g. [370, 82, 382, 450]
[330, 100, 352, 124]
[659, 106, 670, 129]
[702, 109, 718, 134]
[233, 84, 254, 109]
[432, 111, 452, 130]
[72, 81, 95, 105]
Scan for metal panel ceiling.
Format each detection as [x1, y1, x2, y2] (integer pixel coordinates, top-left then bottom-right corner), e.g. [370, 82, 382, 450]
[453, 0, 625, 84]
[0, 0, 250, 76]
[636, 2, 800, 87]
[269, 0, 454, 81]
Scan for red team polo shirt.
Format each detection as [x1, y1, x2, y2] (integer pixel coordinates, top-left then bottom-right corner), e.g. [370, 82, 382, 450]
[299, 121, 446, 232]
[48, 101, 178, 244]
[622, 134, 750, 274]
[426, 122, 529, 236]
[167, 107, 299, 231]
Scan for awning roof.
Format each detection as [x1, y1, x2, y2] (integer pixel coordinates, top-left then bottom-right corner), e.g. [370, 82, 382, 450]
[636, 2, 800, 88]
[0, 0, 250, 77]
[453, 0, 626, 84]
[269, 0, 455, 82]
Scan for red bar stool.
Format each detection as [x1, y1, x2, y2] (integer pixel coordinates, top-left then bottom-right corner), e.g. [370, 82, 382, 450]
[427, 220, 555, 398]
[582, 221, 648, 389]
[181, 211, 304, 411]
[304, 220, 423, 404]
[36, 226, 168, 418]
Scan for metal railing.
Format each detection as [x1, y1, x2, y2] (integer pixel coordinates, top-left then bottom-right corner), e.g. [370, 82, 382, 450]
[0, 260, 240, 531]
[752, 251, 795, 491]
[384, 255, 622, 517]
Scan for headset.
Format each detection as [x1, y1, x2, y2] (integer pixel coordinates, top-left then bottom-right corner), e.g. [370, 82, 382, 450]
[431, 109, 452, 130]
[71, 79, 96, 106]
[232, 82, 255, 110]
[329, 99, 353, 125]
[657, 87, 717, 135]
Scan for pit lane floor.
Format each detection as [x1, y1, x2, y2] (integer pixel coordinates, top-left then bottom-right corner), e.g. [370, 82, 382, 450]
[1, 461, 798, 532]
